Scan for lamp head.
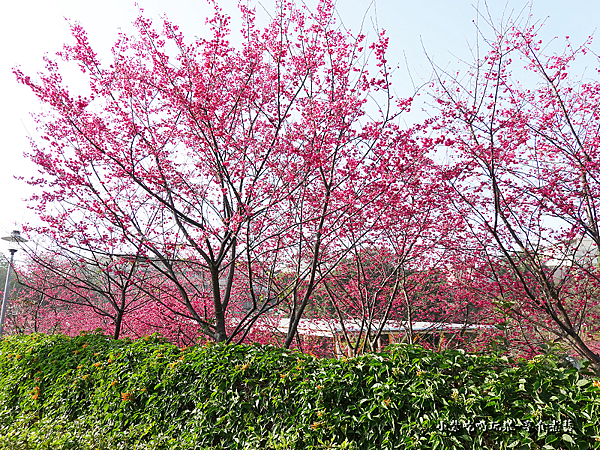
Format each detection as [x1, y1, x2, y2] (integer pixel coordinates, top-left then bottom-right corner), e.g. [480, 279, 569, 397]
[1, 230, 28, 252]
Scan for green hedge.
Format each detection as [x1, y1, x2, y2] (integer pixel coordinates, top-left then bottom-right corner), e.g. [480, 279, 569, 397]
[0, 333, 598, 449]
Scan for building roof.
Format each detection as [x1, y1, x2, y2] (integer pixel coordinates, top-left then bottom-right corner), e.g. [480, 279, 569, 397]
[275, 318, 492, 338]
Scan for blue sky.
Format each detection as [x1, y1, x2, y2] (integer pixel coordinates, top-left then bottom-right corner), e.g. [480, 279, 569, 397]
[1, 0, 599, 243]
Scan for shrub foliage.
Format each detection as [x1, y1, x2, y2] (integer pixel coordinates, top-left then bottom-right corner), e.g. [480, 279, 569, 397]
[0, 333, 599, 449]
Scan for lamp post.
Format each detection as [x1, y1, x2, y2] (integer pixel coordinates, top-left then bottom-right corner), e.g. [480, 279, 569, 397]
[0, 230, 28, 338]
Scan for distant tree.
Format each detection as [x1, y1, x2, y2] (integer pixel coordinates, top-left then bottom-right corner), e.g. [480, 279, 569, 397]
[15, 237, 153, 339]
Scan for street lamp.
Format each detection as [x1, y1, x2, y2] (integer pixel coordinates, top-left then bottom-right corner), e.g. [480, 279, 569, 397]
[0, 230, 28, 338]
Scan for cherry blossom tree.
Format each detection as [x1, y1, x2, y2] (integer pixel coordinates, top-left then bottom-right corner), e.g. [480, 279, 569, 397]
[431, 14, 600, 367]
[9, 221, 159, 339]
[15, 0, 423, 345]
[318, 171, 471, 356]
